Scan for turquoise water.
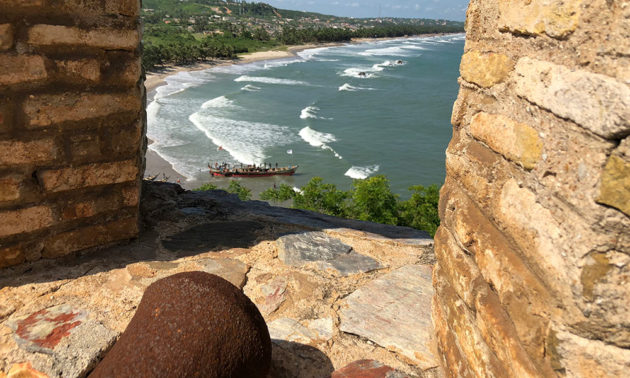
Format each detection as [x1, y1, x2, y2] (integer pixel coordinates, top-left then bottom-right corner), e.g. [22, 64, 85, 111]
[147, 34, 465, 197]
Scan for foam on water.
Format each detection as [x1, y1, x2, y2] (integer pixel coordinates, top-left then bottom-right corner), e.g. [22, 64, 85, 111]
[189, 112, 296, 165]
[299, 126, 342, 159]
[154, 70, 215, 100]
[241, 84, 262, 92]
[201, 96, 237, 109]
[338, 83, 375, 92]
[359, 46, 410, 57]
[234, 75, 310, 86]
[341, 67, 377, 79]
[300, 106, 332, 120]
[344, 165, 380, 179]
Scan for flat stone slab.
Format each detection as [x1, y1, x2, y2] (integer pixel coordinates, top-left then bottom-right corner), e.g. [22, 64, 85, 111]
[5, 304, 116, 377]
[268, 317, 333, 344]
[339, 265, 437, 370]
[277, 232, 382, 276]
[331, 360, 410, 378]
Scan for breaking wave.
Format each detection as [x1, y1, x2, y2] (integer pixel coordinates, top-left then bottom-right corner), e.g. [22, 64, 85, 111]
[344, 165, 380, 179]
[234, 75, 310, 86]
[299, 126, 342, 159]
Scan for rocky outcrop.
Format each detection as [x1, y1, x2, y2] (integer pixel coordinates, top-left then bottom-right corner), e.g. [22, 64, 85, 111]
[0, 182, 437, 377]
[90, 272, 271, 378]
[435, 0, 630, 376]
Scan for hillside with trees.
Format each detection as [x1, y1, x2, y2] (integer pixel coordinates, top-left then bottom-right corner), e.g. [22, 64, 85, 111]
[141, 0, 464, 70]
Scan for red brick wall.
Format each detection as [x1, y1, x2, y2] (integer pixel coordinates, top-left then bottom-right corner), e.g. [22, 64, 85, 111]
[0, 0, 144, 268]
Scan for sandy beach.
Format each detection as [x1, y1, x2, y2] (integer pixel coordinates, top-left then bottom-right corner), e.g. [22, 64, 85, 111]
[143, 42, 343, 189]
[143, 34, 457, 190]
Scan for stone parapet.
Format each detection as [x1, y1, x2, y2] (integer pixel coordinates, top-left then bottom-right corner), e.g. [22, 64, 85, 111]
[435, 0, 630, 376]
[0, 0, 144, 268]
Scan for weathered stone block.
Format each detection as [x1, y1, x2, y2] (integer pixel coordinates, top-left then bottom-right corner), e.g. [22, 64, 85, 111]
[0, 139, 57, 166]
[597, 155, 630, 216]
[43, 216, 138, 258]
[474, 287, 542, 377]
[0, 175, 22, 202]
[445, 183, 554, 367]
[556, 330, 630, 377]
[514, 57, 630, 139]
[55, 59, 101, 82]
[433, 226, 483, 308]
[39, 159, 138, 193]
[432, 295, 475, 378]
[23, 93, 141, 128]
[432, 269, 506, 376]
[28, 25, 139, 51]
[0, 54, 47, 86]
[498, 0, 582, 38]
[121, 185, 140, 207]
[460, 50, 513, 88]
[0, 0, 43, 6]
[0, 206, 54, 238]
[0, 24, 13, 51]
[469, 112, 543, 169]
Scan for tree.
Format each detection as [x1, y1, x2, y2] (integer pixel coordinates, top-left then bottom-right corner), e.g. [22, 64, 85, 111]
[293, 177, 349, 217]
[227, 180, 252, 201]
[399, 184, 440, 236]
[349, 175, 399, 225]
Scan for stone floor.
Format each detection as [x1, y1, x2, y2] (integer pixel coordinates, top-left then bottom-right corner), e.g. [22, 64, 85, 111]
[0, 182, 440, 378]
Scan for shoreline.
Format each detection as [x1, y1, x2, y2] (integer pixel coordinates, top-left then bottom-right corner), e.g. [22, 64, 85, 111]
[143, 32, 462, 190]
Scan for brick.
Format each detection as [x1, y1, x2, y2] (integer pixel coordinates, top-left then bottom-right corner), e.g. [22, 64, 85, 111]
[0, 54, 47, 86]
[498, 0, 582, 39]
[470, 112, 543, 169]
[597, 154, 630, 216]
[0, 24, 13, 51]
[43, 216, 138, 258]
[39, 159, 138, 193]
[0, 206, 54, 238]
[514, 57, 630, 139]
[23, 92, 141, 128]
[0, 175, 22, 202]
[0, 0, 43, 6]
[28, 25, 139, 51]
[108, 122, 142, 156]
[69, 133, 102, 161]
[460, 50, 513, 88]
[0, 139, 57, 166]
[0, 100, 12, 133]
[0, 245, 25, 269]
[55, 59, 101, 82]
[105, 0, 139, 17]
[62, 191, 127, 221]
[122, 186, 139, 207]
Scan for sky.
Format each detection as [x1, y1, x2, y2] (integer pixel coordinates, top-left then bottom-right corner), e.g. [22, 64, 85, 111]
[263, 0, 469, 21]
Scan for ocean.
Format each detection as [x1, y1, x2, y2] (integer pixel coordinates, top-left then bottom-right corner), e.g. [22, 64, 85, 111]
[147, 33, 465, 198]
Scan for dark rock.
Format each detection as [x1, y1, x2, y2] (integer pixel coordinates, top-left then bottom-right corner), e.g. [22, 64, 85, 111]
[161, 221, 264, 255]
[331, 360, 410, 378]
[277, 232, 382, 276]
[90, 272, 271, 378]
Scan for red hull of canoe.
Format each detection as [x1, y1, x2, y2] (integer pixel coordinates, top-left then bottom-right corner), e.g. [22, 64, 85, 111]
[210, 171, 296, 177]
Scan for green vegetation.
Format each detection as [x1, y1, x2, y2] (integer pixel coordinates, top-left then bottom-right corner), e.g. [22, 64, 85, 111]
[141, 1, 464, 70]
[260, 176, 441, 236]
[195, 180, 251, 201]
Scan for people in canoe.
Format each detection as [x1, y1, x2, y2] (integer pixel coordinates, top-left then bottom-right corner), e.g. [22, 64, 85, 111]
[209, 162, 298, 177]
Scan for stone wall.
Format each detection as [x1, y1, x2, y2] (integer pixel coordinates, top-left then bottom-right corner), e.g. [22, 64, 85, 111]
[433, 0, 630, 376]
[0, 0, 144, 268]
